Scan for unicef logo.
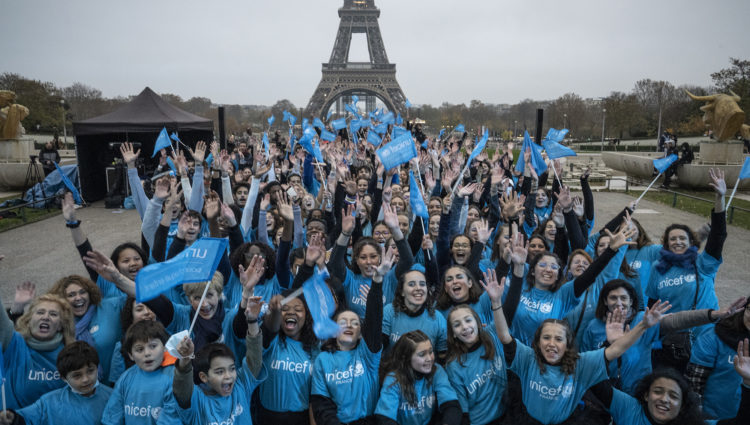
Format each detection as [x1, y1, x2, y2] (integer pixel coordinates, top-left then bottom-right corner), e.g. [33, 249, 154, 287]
[234, 404, 244, 416]
[630, 260, 642, 269]
[493, 356, 504, 371]
[354, 361, 365, 377]
[684, 274, 696, 283]
[151, 407, 161, 419]
[539, 303, 553, 314]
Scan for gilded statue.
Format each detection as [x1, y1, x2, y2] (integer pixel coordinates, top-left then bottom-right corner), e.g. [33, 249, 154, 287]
[0, 90, 30, 140]
[685, 90, 746, 142]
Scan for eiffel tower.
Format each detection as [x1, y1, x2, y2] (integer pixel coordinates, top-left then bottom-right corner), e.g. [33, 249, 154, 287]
[304, 0, 407, 118]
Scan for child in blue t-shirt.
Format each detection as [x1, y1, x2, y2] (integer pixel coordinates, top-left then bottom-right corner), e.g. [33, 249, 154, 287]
[375, 331, 460, 425]
[101, 320, 181, 425]
[0, 341, 113, 425]
[171, 296, 267, 425]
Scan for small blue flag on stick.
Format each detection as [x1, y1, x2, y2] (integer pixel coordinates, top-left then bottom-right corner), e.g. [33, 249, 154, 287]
[396, 113, 403, 125]
[262, 132, 270, 156]
[352, 95, 359, 104]
[302, 267, 340, 339]
[380, 111, 395, 125]
[373, 123, 388, 135]
[653, 154, 679, 174]
[267, 115, 275, 127]
[439, 128, 446, 139]
[739, 157, 750, 180]
[409, 171, 429, 219]
[454, 124, 465, 133]
[331, 118, 347, 131]
[320, 130, 337, 142]
[313, 118, 325, 129]
[326, 110, 333, 121]
[153, 127, 171, 157]
[54, 162, 82, 204]
[367, 131, 382, 146]
[405, 99, 412, 109]
[376, 132, 417, 171]
[468, 129, 489, 165]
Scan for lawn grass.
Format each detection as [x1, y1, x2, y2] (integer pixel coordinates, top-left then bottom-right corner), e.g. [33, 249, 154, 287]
[624, 189, 750, 230]
[0, 194, 61, 232]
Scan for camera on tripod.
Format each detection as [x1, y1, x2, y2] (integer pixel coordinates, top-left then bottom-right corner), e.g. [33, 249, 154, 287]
[29, 155, 38, 163]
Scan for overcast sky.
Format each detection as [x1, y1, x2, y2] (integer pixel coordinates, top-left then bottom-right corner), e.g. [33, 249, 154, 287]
[3, 0, 747, 108]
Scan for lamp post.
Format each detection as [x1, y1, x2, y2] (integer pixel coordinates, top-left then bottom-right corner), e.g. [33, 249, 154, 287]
[60, 99, 67, 145]
[513, 120, 517, 139]
[563, 113, 567, 130]
[600, 108, 606, 152]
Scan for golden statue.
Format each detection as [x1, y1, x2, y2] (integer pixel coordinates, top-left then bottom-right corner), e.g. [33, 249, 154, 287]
[685, 90, 746, 142]
[0, 90, 30, 140]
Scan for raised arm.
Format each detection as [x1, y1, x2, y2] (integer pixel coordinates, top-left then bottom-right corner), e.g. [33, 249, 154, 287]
[705, 168, 727, 260]
[479, 269, 512, 344]
[604, 300, 670, 361]
[187, 141, 207, 213]
[573, 225, 635, 297]
[328, 204, 356, 283]
[121, 142, 149, 219]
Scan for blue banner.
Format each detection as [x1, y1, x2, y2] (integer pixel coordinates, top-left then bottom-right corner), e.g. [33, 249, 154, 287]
[302, 267, 340, 339]
[740, 157, 750, 180]
[367, 131, 382, 146]
[313, 118, 325, 129]
[373, 123, 388, 135]
[468, 129, 489, 164]
[320, 129, 337, 142]
[54, 162, 82, 204]
[454, 124, 465, 133]
[376, 132, 416, 171]
[152, 127, 171, 157]
[392, 126, 409, 139]
[542, 138, 577, 160]
[135, 238, 228, 302]
[515, 131, 548, 175]
[331, 118, 347, 131]
[653, 154, 679, 173]
[409, 171, 429, 219]
[405, 99, 412, 109]
[380, 111, 395, 125]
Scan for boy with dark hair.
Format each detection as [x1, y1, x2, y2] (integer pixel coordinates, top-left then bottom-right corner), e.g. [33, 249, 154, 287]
[172, 297, 266, 424]
[101, 321, 181, 425]
[0, 342, 113, 425]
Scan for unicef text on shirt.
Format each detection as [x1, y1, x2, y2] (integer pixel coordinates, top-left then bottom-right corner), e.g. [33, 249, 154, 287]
[399, 394, 435, 413]
[529, 380, 573, 400]
[28, 368, 60, 381]
[325, 362, 365, 384]
[657, 274, 696, 290]
[270, 358, 312, 374]
[124, 403, 161, 419]
[520, 295, 553, 314]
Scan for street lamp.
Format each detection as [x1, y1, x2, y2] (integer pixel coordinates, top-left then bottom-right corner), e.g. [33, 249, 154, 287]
[600, 108, 606, 152]
[60, 99, 67, 144]
[563, 113, 567, 130]
[513, 120, 517, 139]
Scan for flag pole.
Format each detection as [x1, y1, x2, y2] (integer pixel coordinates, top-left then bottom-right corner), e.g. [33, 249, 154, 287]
[188, 281, 211, 336]
[636, 173, 662, 204]
[550, 161, 563, 187]
[413, 161, 432, 262]
[725, 177, 741, 210]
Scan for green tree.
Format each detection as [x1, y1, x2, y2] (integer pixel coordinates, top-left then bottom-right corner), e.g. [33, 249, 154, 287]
[711, 57, 750, 117]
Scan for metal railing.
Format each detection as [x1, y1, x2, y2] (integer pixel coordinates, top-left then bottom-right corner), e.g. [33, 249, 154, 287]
[0, 195, 57, 226]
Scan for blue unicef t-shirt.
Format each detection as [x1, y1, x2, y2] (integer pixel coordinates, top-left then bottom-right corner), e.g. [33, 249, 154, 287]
[645, 251, 720, 336]
[510, 282, 580, 346]
[224, 273, 284, 309]
[260, 335, 316, 413]
[2, 332, 64, 409]
[311, 341, 381, 423]
[438, 291, 494, 329]
[102, 364, 181, 425]
[690, 327, 742, 420]
[89, 297, 126, 384]
[580, 311, 660, 395]
[510, 340, 608, 424]
[176, 359, 267, 425]
[383, 304, 447, 352]
[342, 268, 398, 319]
[17, 384, 114, 425]
[625, 244, 662, 302]
[445, 329, 507, 424]
[375, 365, 458, 425]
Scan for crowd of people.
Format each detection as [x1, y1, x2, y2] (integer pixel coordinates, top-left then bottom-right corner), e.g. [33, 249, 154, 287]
[1, 120, 749, 425]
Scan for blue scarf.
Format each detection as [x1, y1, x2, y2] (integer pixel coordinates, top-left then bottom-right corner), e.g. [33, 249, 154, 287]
[75, 305, 97, 346]
[655, 246, 698, 274]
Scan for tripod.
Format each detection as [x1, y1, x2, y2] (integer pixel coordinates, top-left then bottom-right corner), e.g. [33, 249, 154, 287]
[24, 155, 46, 208]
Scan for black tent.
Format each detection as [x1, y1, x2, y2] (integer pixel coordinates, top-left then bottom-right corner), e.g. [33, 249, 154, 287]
[73, 87, 213, 201]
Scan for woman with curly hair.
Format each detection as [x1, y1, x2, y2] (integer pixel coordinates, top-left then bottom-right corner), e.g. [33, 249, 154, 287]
[0, 292, 75, 409]
[383, 267, 447, 355]
[483, 263, 670, 424]
[375, 330, 461, 425]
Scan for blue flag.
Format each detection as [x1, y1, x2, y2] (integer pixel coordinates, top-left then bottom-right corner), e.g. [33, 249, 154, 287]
[262, 132, 270, 155]
[545, 128, 569, 143]
[166, 157, 178, 174]
[350, 119, 362, 132]
[405, 99, 412, 109]
[326, 110, 333, 121]
[468, 129, 489, 164]
[542, 133, 577, 160]
[653, 154, 679, 173]
[331, 118, 347, 131]
[282, 110, 290, 122]
[376, 132, 416, 171]
[396, 113, 403, 125]
[373, 123, 388, 135]
[439, 128, 446, 139]
[367, 131, 382, 146]
[380, 111, 395, 125]
[409, 171, 429, 219]
[205, 153, 214, 169]
[54, 162, 82, 204]
[515, 131, 548, 175]
[313, 118, 325, 129]
[345, 103, 358, 116]
[302, 267, 340, 339]
[312, 139, 324, 163]
[352, 95, 359, 104]
[152, 127, 171, 157]
[392, 126, 409, 139]
[289, 114, 297, 126]
[169, 132, 181, 144]
[320, 129, 337, 142]
[302, 118, 310, 130]
[736, 156, 750, 180]
[454, 124, 465, 133]
[267, 115, 275, 127]
[135, 238, 228, 302]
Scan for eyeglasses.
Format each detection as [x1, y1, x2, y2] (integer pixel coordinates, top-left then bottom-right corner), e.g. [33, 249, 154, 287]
[374, 231, 390, 237]
[537, 262, 560, 271]
[337, 319, 361, 328]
